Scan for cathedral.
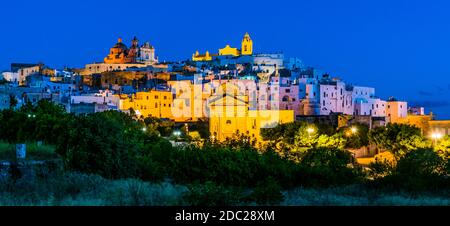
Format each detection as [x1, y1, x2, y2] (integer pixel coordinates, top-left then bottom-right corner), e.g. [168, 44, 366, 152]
[104, 37, 157, 64]
[192, 32, 253, 61]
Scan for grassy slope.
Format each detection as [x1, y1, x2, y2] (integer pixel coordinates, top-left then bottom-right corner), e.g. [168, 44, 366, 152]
[0, 142, 59, 161]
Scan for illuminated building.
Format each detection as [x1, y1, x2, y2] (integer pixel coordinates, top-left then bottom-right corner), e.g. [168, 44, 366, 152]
[208, 83, 294, 142]
[118, 90, 173, 119]
[386, 98, 408, 123]
[192, 50, 213, 61]
[192, 33, 253, 61]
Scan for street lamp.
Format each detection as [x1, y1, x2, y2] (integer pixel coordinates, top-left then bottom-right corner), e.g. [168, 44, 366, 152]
[351, 127, 357, 134]
[307, 127, 315, 134]
[142, 127, 147, 132]
[431, 132, 443, 146]
[173, 130, 182, 137]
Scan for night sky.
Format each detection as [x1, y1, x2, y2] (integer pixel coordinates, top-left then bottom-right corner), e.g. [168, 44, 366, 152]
[1, 0, 449, 118]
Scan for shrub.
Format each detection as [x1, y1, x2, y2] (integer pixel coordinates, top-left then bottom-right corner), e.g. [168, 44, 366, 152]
[386, 149, 447, 191]
[137, 139, 173, 181]
[247, 177, 284, 205]
[298, 147, 362, 187]
[167, 144, 300, 188]
[368, 152, 396, 179]
[396, 149, 445, 177]
[56, 111, 146, 179]
[182, 181, 244, 206]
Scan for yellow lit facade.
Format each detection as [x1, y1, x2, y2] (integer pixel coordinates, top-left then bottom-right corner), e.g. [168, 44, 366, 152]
[219, 45, 240, 56]
[209, 92, 294, 143]
[118, 90, 173, 119]
[396, 114, 433, 135]
[429, 120, 450, 136]
[192, 50, 212, 61]
[167, 80, 211, 122]
[192, 33, 253, 61]
[241, 32, 253, 55]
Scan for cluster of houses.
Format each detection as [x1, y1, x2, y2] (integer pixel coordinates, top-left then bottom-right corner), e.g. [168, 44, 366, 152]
[1, 33, 449, 145]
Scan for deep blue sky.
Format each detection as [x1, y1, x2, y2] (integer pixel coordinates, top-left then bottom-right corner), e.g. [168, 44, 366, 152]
[1, 0, 449, 118]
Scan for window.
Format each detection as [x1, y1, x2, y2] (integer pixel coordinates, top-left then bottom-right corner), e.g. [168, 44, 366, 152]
[285, 89, 290, 93]
[155, 95, 158, 99]
[155, 103, 158, 108]
[226, 120, 232, 124]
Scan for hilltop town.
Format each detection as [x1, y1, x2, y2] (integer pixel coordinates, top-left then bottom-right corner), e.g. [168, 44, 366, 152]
[1, 33, 449, 149]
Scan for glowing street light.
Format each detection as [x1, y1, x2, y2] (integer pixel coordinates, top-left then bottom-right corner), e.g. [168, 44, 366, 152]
[142, 127, 147, 132]
[431, 132, 443, 140]
[307, 127, 315, 134]
[173, 130, 182, 137]
[351, 127, 357, 134]
[431, 132, 443, 146]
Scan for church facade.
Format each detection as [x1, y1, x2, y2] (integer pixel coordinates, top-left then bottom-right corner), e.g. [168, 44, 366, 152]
[192, 32, 253, 61]
[104, 37, 158, 65]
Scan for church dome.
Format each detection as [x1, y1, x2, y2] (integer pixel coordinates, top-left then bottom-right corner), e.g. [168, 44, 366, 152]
[112, 38, 128, 50]
[113, 42, 128, 50]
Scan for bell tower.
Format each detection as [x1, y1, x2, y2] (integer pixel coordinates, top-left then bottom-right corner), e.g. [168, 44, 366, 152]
[241, 32, 253, 55]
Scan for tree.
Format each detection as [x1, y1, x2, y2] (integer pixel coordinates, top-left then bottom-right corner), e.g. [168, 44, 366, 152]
[393, 148, 447, 191]
[339, 123, 369, 149]
[435, 135, 450, 159]
[56, 111, 146, 179]
[9, 95, 18, 109]
[368, 123, 431, 159]
[299, 147, 361, 186]
[143, 116, 173, 137]
[0, 109, 29, 143]
[315, 133, 346, 149]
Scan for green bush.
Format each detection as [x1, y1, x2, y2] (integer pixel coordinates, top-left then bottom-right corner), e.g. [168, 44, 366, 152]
[392, 148, 447, 191]
[167, 144, 300, 188]
[137, 139, 173, 181]
[0, 171, 186, 206]
[56, 111, 147, 179]
[247, 177, 284, 205]
[298, 147, 362, 187]
[368, 158, 395, 179]
[182, 181, 244, 206]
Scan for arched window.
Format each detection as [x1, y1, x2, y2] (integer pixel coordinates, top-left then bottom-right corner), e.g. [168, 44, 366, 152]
[226, 120, 232, 124]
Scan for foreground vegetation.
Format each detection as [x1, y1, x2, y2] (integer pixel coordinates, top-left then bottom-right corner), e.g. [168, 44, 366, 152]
[1, 100, 450, 206]
[1, 172, 450, 206]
